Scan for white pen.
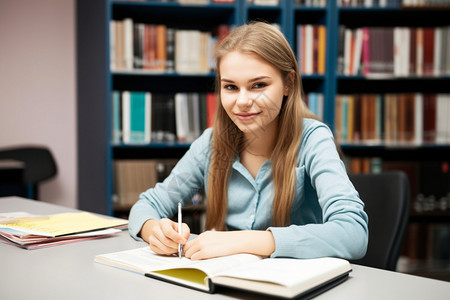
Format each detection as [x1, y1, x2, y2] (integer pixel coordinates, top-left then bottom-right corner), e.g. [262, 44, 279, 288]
[178, 202, 182, 259]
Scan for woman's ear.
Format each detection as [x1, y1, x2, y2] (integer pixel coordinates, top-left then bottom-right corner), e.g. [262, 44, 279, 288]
[284, 85, 289, 96]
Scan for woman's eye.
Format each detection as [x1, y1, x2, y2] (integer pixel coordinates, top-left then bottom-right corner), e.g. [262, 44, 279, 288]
[223, 84, 237, 90]
[253, 82, 267, 89]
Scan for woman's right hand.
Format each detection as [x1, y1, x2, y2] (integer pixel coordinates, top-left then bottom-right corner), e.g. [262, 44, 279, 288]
[140, 218, 190, 256]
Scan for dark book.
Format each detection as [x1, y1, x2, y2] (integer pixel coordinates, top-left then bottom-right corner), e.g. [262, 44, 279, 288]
[409, 28, 417, 76]
[151, 94, 165, 142]
[166, 28, 175, 71]
[423, 94, 436, 143]
[338, 25, 346, 74]
[133, 23, 144, 69]
[423, 27, 435, 76]
[163, 94, 176, 142]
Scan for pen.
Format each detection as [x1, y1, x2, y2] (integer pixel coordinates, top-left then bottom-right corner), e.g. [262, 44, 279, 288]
[178, 202, 182, 259]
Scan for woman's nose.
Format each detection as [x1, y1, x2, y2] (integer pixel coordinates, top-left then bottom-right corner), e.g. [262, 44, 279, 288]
[236, 89, 253, 108]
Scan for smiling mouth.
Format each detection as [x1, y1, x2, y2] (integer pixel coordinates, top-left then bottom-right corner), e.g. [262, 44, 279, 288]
[235, 112, 262, 120]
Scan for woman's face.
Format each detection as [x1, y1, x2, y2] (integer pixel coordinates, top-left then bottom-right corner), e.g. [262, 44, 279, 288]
[219, 51, 288, 138]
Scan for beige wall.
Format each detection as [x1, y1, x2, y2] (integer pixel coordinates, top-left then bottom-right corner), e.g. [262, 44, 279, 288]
[0, 0, 77, 208]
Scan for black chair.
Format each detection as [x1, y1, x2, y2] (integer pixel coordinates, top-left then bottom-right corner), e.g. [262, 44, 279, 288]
[349, 171, 410, 271]
[0, 146, 57, 200]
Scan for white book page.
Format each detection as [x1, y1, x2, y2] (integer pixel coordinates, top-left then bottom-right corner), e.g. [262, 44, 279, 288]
[215, 257, 350, 287]
[95, 247, 262, 277]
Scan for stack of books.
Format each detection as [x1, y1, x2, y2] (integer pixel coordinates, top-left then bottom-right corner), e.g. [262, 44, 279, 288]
[0, 211, 128, 250]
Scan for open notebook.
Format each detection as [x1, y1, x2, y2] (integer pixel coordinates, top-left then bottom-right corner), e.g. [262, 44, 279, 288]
[95, 247, 351, 299]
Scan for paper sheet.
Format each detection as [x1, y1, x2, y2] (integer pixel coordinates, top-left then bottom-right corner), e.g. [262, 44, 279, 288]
[0, 212, 128, 237]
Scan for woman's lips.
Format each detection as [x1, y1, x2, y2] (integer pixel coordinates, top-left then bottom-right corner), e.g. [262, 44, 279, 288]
[235, 112, 261, 121]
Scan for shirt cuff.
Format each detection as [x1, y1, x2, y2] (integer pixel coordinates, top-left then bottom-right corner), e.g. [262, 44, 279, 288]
[267, 226, 298, 258]
[128, 211, 160, 241]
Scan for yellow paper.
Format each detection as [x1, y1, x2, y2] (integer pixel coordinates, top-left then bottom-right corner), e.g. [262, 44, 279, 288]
[0, 212, 128, 237]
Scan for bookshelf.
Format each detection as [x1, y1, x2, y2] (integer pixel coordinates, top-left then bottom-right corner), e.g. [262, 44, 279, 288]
[334, 4, 450, 280]
[77, 0, 450, 278]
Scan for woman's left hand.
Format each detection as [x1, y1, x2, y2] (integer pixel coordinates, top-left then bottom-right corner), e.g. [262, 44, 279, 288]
[183, 230, 275, 260]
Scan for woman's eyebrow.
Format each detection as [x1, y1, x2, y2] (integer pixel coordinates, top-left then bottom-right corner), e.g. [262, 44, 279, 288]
[220, 76, 270, 83]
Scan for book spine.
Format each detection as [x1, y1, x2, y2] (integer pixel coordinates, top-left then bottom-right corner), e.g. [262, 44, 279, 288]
[361, 27, 370, 76]
[110, 21, 116, 70]
[156, 25, 167, 71]
[122, 91, 131, 144]
[414, 93, 424, 144]
[317, 25, 326, 75]
[166, 28, 175, 72]
[175, 93, 188, 142]
[123, 18, 134, 70]
[305, 25, 314, 75]
[423, 27, 435, 76]
[206, 93, 217, 128]
[112, 91, 122, 145]
[129, 92, 148, 144]
[352, 28, 363, 75]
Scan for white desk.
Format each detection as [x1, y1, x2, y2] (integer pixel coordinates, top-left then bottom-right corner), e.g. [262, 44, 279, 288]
[1, 197, 449, 300]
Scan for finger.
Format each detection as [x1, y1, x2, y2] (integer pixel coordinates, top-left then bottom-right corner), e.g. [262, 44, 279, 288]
[149, 220, 178, 253]
[188, 248, 218, 260]
[148, 234, 178, 255]
[158, 219, 182, 248]
[190, 250, 208, 261]
[161, 219, 187, 245]
[183, 237, 201, 259]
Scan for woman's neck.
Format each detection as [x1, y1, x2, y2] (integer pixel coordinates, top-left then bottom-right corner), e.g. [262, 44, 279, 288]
[242, 121, 278, 158]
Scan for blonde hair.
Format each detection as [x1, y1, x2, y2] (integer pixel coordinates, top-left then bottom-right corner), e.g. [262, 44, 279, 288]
[206, 22, 318, 230]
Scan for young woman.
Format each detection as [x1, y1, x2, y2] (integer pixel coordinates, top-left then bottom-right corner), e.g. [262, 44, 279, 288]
[129, 22, 368, 261]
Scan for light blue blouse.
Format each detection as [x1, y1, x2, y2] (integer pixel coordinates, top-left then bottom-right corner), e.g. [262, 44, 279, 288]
[129, 118, 368, 260]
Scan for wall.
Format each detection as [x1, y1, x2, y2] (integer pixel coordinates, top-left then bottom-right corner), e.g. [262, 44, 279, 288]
[0, 0, 76, 208]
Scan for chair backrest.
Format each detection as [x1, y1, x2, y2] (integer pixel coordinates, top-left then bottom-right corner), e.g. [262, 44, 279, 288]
[0, 146, 57, 199]
[348, 171, 410, 271]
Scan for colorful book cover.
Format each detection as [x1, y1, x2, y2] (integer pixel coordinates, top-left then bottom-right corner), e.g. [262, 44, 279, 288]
[130, 92, 151, 144]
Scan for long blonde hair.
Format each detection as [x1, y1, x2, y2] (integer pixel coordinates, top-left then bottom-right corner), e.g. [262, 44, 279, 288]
[206, 22, 318, 230]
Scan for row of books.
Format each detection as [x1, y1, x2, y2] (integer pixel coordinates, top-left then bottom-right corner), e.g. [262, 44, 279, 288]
[304, 92, 324, 120]
[339, 0, 450, 6]
[125, 0, 236, 5]
[113, 159, 177, 208]
[297, 24, 327, 75]
[339, 0, 402, 6]
[335, 93, 450, 144]
[113, 158, 205, 232]
[110, 19, 231, 73]
[294, 0, 327, 6]
[112, 90, 325, 145]
[112, 91, 217, 145]
[402, 0, 450, 6]
[338, 26, 450, 77]
[248, 0, 280, 4]
[401, 223, 450, 264]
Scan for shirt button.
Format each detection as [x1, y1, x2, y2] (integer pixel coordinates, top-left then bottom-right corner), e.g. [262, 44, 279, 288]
[250, 214, 255, 221]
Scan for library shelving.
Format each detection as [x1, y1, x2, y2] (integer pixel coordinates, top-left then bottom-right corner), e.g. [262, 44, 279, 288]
[77, 0, 449, 278]
[334, 4, 450, 280]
